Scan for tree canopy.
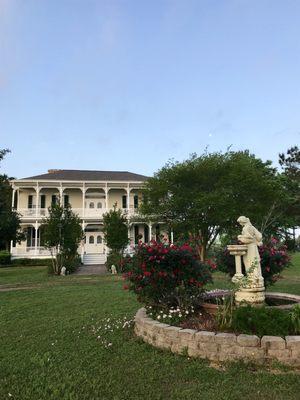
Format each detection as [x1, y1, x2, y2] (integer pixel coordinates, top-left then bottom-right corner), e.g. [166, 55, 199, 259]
[141, 150, 288, 260]
[0, 149, 24, 250]
[41, 203, 83, 274]
[102, 205, 128, 253]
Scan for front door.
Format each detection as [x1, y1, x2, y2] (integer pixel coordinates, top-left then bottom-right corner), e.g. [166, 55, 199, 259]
[85, 232, 104, 254]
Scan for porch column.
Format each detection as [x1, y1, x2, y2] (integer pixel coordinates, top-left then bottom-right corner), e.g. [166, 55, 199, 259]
[105, 186, 109, 210]
[59, 184, 63, 206]
[149, 223, 152, 243]
[11, 187, 16, 209]
[81, 220, 85, 262]
[170, 230, 174, 244]
[127, 184, 130, 211]
[35, 183, 40, 218]
[82, 184, 85, 218]
[34, 221, 39, 255]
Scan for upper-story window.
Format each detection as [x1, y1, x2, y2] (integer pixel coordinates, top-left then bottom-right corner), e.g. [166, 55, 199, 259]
[89, 202, 94, 209]
[97, 202, 102, 209]
[97, 235, 102, 244]
[89, 236, 94, 244]
[122, 195, 127, 209]
[40, 195, 46, 209]
[134, 195, 139, 209]
[28, 195, 33, 209]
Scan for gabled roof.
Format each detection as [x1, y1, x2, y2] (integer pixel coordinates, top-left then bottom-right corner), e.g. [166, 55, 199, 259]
[20, 169, 148, 182]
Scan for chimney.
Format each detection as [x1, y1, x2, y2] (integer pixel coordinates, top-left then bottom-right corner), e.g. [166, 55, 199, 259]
[48, 169, 61, 174]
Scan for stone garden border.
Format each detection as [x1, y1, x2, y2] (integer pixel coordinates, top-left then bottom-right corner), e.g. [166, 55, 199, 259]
[134, 308, 300, 367]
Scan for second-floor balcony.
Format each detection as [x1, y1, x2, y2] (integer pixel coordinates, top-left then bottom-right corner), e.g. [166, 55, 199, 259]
[16, 207, 139, 219]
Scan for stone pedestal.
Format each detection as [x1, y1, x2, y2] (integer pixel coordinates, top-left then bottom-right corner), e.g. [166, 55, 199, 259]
[227, 244, 265, 305]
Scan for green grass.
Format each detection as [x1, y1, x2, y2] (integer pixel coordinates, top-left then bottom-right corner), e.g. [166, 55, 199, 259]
[0, 254, 299, 399]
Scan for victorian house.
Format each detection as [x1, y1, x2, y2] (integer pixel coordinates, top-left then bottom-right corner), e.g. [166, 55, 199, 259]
[10, 169, 164, 264]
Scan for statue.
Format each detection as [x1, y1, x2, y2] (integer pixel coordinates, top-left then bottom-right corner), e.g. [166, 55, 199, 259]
[237, 216, 263, 285]
[111, 265, 117, 275]
[227, 216, 265, 304]
[60, 266, 66, 276]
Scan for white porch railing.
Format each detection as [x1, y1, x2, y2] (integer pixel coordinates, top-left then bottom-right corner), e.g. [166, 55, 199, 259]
[17, 207, 139, 219]
[11, 247, 53, 256]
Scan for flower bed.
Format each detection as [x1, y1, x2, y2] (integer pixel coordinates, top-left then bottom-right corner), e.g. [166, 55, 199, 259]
[134, 308, 300, 367]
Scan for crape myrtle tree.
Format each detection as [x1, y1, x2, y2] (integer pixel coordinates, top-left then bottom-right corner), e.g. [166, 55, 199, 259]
[41, 203, 83, 274]
[102, 205, 129, 271]
[0, 149, 24, 250]
[141, 150, 286, 261]
[277, 146, 300, 249]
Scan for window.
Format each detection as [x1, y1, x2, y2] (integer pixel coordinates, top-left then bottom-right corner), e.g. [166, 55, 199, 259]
[89, 236, 94, 244]
[64, 195, 69, 207]
[40, 195, 46, 209]
[51, 195, 57, 205]
[97, 235, 102, 244]
[122, 195, 127, 209]
[89, 202, 94, 209]
[134, 195, 139, 209]
[97, 202, 102, 209]
[28, 195, 33, 209]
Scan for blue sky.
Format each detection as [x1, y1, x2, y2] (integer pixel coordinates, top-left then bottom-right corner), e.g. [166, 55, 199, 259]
[0, 0, 299, 178]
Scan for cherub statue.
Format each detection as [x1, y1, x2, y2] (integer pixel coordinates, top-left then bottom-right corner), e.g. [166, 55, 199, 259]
[111, 265, 117, 275]
[237, 216, 263, 284]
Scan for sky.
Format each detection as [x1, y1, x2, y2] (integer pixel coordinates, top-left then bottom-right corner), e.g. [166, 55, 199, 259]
[0, 0, 299, 179]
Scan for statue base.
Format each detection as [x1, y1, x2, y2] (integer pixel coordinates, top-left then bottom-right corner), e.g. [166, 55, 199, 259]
[235, 286, 265, 305]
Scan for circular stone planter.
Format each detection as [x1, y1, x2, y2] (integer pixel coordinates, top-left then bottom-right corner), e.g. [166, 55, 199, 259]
[134, 308, 300, 367]
[201, 291, 300, 315]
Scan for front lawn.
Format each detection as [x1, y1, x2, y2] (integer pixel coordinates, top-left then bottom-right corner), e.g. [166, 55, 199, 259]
[0, 254, 299, 400]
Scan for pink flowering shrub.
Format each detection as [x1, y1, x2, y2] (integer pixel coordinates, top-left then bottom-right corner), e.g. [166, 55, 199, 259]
[122, 241, 213, 308]
[216, 238, 291, 286]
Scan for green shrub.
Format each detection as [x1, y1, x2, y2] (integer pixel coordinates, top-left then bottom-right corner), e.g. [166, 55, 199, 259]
[47, 254, 82, 275]
[0, 250, 11, 265]
[105, 251, 123, 273]
[289, 305, 300, 334]
[11, 258, 52, 266]
[231, 305, 293, 337]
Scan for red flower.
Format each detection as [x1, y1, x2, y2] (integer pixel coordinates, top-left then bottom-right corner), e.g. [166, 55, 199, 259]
[123, 284, 129, 290]
[144, 271, 151, 277]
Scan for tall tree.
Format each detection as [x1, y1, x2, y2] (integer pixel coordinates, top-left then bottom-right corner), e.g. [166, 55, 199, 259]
[0, 149, 24, 250]
[278, 146, 300, 248]
[102, 205, 129, 253]
[41, 203, 83, 274]
[141, 150, 286, 260]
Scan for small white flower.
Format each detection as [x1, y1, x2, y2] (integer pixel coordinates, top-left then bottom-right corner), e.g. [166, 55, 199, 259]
[157, 315, 161, 320]
[185, 310, 189, 314]
[163, 314, 167, 318]
[179, 314, 182, 318]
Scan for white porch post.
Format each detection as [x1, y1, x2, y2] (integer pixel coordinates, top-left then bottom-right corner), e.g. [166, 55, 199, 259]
[34, 221, 39, 255]
[127, 184, 130, 211]
[35, 183, 39, 218]
[170, 230, 174, 244]
[17, 189, 20, 210]
[59, 183, 63, 206]
[82, 183, 85, 218]
[149, 223, 152, 243]
[81, 220, 85, 262]
[105, 184, 109, 210]
[11, 187, 16, 209]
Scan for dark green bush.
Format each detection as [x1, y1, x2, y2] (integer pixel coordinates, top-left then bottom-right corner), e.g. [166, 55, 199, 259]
[231, 305, 294, 337]
[0, 250, 11, 265]
[105, 251, 123, 273]
[11, 258, 52, 266]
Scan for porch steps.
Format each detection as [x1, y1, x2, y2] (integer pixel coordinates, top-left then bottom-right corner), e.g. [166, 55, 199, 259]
[83, 254, 106, 265]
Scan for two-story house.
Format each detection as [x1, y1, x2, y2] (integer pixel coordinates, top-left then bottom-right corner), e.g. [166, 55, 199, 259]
[10, 169, 165, 264]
